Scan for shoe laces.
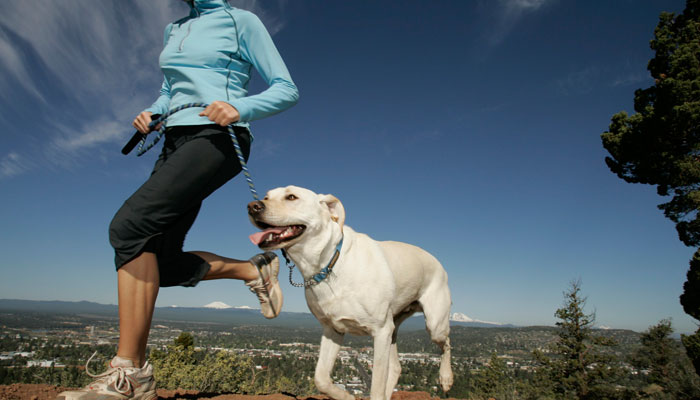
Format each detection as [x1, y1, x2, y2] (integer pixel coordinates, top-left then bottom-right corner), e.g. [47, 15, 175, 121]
[247, 279, 270, 304]
[84, 351, 134, 395]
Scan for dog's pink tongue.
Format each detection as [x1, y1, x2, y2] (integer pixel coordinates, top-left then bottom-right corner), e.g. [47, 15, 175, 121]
[249, 227, 287, 246]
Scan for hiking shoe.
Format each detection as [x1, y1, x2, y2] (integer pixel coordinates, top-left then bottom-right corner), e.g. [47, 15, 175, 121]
[57, 353, 156, 400]
[246, 251, 283, 318]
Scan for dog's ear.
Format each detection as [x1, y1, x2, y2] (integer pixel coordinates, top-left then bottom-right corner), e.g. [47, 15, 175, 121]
[319, 194, 345, 230]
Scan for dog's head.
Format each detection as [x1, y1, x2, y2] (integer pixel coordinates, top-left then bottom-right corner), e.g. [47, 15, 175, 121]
[247, 185, 345, 250]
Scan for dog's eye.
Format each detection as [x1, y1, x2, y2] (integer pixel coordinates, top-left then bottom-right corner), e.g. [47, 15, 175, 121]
[286, 194, 297, 201]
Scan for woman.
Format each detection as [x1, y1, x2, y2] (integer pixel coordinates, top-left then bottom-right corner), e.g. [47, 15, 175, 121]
[59, 1, 298, 399]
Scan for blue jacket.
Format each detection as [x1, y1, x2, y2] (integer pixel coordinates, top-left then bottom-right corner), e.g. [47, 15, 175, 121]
[145, 0, 299, 128]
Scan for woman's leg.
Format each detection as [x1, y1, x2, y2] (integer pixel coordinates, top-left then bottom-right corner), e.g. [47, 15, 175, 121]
[56, 254, 159, 399]
[117, 252, 159, 368]
[114, 249, 263, 368]
[194, 251, 259, 281]
[109, 128, 263, 364]
[195, 251, 283, 319]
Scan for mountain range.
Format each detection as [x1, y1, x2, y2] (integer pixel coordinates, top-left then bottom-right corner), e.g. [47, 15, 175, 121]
[0, 299, 512, 329]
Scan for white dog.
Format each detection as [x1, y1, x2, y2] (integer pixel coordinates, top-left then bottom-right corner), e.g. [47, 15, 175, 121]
[248, 186, 453, 400]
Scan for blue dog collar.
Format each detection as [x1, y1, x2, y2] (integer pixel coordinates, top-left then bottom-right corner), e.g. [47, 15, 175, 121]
[283, 235, 344, 288]
[311, 236, 344, 284]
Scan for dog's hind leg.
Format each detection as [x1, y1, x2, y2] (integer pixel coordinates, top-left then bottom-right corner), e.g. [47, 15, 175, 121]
[420, 285, 453, 393]
[314, 327, 353, 400]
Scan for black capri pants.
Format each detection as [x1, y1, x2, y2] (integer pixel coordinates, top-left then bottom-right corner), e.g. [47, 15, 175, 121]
[109, 124, 251, 287]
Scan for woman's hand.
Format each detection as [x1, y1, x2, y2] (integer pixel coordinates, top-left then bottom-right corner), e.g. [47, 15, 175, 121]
[199, 101, 240, 126]
[133, 111, 156, 134]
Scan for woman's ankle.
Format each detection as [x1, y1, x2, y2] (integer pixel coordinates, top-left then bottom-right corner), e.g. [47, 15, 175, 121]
[114, 353, 142, 368]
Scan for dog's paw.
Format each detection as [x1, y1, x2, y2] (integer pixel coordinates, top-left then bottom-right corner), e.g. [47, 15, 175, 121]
[439, 368, 454, 392]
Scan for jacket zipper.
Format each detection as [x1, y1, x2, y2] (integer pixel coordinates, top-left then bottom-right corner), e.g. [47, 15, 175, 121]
[178, 9, 200, 52]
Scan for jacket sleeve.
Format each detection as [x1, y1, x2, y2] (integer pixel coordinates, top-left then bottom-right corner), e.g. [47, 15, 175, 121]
[144, 24, 173, 115]
[228, 12, 299, 122]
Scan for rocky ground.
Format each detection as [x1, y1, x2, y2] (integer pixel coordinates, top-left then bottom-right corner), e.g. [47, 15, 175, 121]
[0, 384, 460, 400]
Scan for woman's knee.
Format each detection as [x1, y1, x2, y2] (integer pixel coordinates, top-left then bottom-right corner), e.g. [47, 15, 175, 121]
[108, 202, 147, 252]
[109, 207, 126, 245]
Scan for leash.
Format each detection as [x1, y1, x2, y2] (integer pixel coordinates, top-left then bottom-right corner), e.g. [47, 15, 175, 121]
[283, 236, 343, 288]
[123, 102, 259, 201]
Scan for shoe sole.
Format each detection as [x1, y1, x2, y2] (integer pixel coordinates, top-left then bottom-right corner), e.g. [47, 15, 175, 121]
[57, 388, 156, 400]
[250, 253, 282, 318]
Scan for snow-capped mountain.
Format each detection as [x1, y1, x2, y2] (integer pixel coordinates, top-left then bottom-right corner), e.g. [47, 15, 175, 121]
[204, 301, 233, 309]
[450, 312, 503, 326]
[203, 301, 255, 310]
[450, 312, 475, 322]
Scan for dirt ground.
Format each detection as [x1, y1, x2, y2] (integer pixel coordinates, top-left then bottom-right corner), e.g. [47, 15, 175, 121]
[0, 384, 462, 400]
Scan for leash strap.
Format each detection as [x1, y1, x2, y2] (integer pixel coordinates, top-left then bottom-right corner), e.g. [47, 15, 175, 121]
[135, 102, 259, 200]
[283, 236, 343, 288]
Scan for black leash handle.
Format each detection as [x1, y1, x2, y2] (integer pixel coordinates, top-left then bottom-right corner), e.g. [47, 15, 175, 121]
[121, 114, 161, 155]
[119, 103, 259, 200]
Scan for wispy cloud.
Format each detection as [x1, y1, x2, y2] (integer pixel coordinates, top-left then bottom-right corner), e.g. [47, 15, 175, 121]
[554, 65, 652, 96]
[0, 1, 180, 174]
[51, 121, 126, 154]
[555, 66, 600, 96]
[0, 28, 46, 104]
[232, 0, 289, 36]
[43, 118, 147, 170]
[0, 152, 34, 179]
[0, 2, 167, 98]
[611, 72, 650, 88]
[253, 137, 285, 159]
[481, 0, 555, 46]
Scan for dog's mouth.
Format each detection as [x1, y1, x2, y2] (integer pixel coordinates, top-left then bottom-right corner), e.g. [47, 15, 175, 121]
[249, 222, 306, 248]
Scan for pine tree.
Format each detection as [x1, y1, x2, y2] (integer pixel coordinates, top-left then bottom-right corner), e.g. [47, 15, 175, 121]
[534, 280, 625, 399]
[469, 352, 516, 399]
[174, 332, 194, 349]
[630, 319, 700, 399]
[149, 332, 254, 392]
[600, 0, 700, 373]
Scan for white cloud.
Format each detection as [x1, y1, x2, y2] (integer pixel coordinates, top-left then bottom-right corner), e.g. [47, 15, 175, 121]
[51, 121, 125, 154]
[556, 64, 651, 96]
[555, 66, 600, 95]
[232, 0, 289, 36]
[0, 152, 34, 179]
[482, 0, 555, 46]
[0, 1, 179, 93]
[611, 72, 650, 88]
[0, 1, 180, 172]
[254, 137, 285, 159]
[505, 0, 550, 12]
[43, 119, 134, 170]
[0, 29, 46, 103]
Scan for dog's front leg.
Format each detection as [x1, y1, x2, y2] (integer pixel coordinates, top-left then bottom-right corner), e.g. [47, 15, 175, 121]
[314, 327, 353, 400]
[370, 320, 394, 400]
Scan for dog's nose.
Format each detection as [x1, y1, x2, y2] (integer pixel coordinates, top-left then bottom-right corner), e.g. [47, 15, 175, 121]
[248, 201, 265, 215]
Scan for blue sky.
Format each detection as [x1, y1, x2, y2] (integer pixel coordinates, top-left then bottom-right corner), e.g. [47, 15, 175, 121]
[0, 0, 695, 334]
